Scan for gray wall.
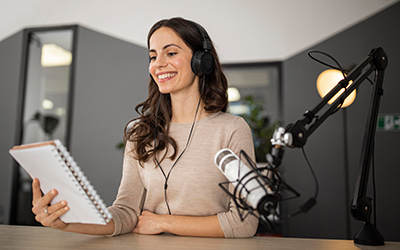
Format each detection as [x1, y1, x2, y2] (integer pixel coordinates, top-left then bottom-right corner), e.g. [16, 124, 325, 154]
[281, 2, 400, 241]
[69, 26, 148, 206]
[0, 31, 23, 224]
[0, 26, 149, 224]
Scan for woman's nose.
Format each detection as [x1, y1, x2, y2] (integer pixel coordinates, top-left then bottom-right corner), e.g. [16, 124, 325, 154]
[155, 55, 167, 68]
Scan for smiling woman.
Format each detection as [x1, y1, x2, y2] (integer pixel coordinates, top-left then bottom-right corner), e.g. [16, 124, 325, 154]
[148, 27, 197, 98]
[31, 17, 259, 239]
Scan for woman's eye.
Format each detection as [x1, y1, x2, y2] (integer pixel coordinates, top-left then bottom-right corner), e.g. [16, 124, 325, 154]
[168, 52, 177, 57]
[149, 56, 156, 61]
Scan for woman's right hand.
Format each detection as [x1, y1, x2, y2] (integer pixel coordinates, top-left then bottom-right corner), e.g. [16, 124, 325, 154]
[31, 178, 70, 230]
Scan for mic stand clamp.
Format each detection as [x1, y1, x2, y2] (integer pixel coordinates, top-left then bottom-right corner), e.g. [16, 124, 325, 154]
[267, 127, 290, 168]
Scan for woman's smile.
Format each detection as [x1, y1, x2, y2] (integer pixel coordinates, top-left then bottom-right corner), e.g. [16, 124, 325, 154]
[157, 72, 177, 83]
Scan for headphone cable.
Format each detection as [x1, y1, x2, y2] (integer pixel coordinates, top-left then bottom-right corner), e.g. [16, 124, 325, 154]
[154, 77, 205, 214]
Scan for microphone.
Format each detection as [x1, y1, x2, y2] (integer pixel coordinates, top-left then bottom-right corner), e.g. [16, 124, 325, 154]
[214, 149, 279, 220]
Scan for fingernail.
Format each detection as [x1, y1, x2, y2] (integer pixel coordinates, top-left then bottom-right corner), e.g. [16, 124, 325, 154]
[61, 201, 66, 206]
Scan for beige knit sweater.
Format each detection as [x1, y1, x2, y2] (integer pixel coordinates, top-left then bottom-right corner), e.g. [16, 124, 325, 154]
[108, 111, 259, 238]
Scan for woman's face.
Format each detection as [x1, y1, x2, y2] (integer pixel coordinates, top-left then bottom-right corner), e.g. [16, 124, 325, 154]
[148, 27, 198, 96]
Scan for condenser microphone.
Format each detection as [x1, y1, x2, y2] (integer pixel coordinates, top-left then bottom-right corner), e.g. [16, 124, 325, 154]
[214, 148, 279, 218]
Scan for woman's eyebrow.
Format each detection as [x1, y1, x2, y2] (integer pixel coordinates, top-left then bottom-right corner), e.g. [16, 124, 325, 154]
[149, 43, 182, 53]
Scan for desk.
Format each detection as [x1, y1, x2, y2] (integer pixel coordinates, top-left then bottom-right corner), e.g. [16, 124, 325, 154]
[1, 225, 399, 250]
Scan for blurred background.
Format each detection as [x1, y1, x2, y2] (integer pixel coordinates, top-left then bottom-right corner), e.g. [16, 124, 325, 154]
[1, 0, 399, 241]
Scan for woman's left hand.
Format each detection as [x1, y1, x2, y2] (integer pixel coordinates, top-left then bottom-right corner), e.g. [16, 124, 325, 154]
[132, 211, 224, 237]
[132, 211, 167, 235]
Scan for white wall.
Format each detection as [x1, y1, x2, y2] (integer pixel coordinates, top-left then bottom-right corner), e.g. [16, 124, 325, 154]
[1, 0, 398, 63]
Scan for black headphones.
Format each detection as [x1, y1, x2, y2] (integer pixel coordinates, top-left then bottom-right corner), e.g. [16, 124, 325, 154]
[149, 21, 215, 83]
[188, 21, 215, 77]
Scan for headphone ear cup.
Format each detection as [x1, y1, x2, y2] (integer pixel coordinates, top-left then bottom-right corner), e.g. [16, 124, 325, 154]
[191, 50, 215, 76]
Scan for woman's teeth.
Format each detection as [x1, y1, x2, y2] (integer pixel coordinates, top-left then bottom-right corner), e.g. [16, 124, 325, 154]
[158, 73, 176, 80]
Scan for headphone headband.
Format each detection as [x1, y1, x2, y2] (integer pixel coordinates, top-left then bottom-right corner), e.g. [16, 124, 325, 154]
[188, 21, 212, 52]
[188, 20, 215, 76]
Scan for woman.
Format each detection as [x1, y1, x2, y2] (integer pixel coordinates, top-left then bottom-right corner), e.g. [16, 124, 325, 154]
[31, 17, 258, 238]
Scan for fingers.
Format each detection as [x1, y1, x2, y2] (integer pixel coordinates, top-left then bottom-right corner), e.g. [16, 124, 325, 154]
[140, 210, 153, 216]
[132, 211, 164, 235]
[39, 205, 70, 228]
[30, 178, 70, 230]
[44, 189, 58, 205]
[47, 200, 68, 215]
[32, 178, 55, 207]
[33, 200, 69, 228]
[31, 178, 42, 205]
[31, 178, 69, 229]
[33, 198, 68, 219]
[31, 188, 58, 214]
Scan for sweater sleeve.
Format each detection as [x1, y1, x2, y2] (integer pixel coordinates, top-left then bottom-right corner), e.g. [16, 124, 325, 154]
[217, 116, 259, 238]
[107, 141, 146, 236]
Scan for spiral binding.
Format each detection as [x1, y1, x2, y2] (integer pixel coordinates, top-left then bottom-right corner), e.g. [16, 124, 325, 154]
[53, 140, 112, 223]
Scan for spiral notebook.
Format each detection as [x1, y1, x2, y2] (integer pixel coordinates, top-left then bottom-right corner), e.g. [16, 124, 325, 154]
[9, 140, 112, 225]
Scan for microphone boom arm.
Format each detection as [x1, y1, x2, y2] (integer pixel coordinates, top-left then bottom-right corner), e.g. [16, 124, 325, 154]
[268, 47, 387, 245]
[284, 48, 386, 148]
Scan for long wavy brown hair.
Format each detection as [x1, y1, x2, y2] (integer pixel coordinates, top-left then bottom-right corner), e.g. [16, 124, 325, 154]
[124, 17, 228, 166]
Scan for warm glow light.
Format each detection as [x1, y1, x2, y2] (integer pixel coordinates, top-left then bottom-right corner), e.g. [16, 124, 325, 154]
[228, 87, 241, 102]
[41, 43, 72, 67]
[316, 69, 356, 108]
[42, 99, 54, 110]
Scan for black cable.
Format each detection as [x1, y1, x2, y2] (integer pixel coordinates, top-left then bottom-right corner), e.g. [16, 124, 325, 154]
[275, 147, 318, 218]
[301, 147, 319, 199]
[308, 50, 349, 117]
[262, 147, 319, 220]
[154, 77, 205, 214]
[308, 50, 347, 79]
